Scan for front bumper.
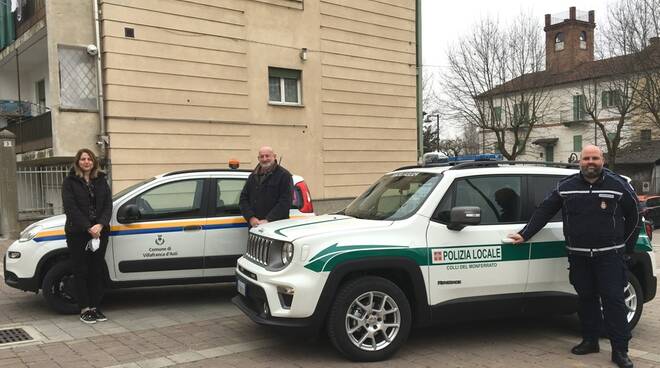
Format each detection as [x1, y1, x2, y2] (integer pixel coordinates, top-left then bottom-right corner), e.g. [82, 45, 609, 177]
[3, 254, 39, 292]
[231, 273, 319, 330]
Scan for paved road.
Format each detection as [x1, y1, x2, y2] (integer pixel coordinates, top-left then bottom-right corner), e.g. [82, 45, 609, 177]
[0, 233, 659, 368]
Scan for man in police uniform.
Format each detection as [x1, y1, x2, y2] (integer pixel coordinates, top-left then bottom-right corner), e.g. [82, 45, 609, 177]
[239, 146, 293, 228]
[508, 145, 639, 368]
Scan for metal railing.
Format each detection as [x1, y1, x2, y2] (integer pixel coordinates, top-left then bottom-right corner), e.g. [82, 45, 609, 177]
[17, 164, 69, 220]
[6, 111, 52, 153]
[14, 0, 46, 38]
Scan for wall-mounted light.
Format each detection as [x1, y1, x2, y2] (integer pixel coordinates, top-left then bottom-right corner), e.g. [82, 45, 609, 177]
[299, 47, 308, 61]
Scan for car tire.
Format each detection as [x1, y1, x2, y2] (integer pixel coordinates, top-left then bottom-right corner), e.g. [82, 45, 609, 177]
[625, 271, 643, 331]
[41, 260, 80, 315]
[327, 276, 412, 362]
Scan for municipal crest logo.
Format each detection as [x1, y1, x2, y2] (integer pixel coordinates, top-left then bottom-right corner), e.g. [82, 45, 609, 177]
[601, 201, 607, 210]
[155, 234, 165, 245]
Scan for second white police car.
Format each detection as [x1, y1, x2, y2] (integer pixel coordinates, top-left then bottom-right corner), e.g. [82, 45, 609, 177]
[4, 168, 314, 313]
[233, 160, 657, 362]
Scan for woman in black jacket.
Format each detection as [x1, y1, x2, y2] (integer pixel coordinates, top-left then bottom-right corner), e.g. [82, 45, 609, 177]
[62, 148, 112, 324]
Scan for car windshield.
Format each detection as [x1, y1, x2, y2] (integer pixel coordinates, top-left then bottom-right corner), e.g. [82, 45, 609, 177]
[112, 177, 156, 201]
[344, 172, 442, 220]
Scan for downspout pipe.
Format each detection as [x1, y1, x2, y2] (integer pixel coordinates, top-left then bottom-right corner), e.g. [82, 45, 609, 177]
[415, 0, 423, 162]
[93, 0, 110, 184]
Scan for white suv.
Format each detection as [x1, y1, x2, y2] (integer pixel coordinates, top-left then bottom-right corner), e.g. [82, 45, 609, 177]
[4, 169, 313, 313]
[233, 162, 657, 361]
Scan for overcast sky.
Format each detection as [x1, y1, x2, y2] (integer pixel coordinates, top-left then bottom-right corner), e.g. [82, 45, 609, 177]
[421, 0, 611, 136]
[422, 0, 610, 69]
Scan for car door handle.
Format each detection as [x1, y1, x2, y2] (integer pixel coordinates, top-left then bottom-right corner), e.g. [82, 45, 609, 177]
[501, 238, 515, 244]
[183, 225, 202, 231]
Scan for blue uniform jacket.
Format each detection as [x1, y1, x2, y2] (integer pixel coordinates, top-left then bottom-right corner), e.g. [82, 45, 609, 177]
[519, 169, 640, 252]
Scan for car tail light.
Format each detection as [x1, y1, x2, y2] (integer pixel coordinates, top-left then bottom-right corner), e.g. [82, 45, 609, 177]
[294, 181, 314, 213]
[645, 221, 653, 242]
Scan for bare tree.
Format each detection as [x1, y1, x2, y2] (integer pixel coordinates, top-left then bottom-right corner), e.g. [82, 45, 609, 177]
[579, 71, 642, 170]
[436, 138, 464, 157]
[593, 0, 660, 168]
[442, 12, 552, 160]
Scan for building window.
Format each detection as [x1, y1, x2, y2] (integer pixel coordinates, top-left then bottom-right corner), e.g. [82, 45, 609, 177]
[268, 67, 301, 105]
[573, 135, 582, 151]
[573, 94, 587, 121]
[58, 45, 98, 111]
[35, 79, 46, 113]
[641, 129, 652, 141]
[491, 106, 502, 122]
[579, 31, 587, 49]
[607, 132, 616, 142]
[602, 90, 621, 108]
[555, 32, 565, 51]
[513, 102, 529, 124]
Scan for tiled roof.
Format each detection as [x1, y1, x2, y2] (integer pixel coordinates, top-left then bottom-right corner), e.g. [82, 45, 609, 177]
[483, 42, 660, 96]
[616, 140, 660, 164]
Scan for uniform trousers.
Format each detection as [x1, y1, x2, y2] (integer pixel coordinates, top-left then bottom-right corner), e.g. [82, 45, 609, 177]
[568, 250, 631, 352]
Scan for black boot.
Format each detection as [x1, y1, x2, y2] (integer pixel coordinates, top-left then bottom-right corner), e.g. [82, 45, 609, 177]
[612, 351, 633, 368]
[571, 339, 600, 355]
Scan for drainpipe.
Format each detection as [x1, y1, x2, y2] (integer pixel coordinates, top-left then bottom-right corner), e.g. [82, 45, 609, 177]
[92, 0, 110, 183]
[415, 0, 423, 162]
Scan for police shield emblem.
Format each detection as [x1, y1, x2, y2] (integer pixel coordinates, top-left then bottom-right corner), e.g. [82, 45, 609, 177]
[601, 201, 607, 210]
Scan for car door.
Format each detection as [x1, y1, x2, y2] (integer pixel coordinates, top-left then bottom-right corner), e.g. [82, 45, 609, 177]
[426, 174, 530, 307]
[524, 175, 574, 296]
[112, 178, 209, 281]
[203, 176, 248, 277]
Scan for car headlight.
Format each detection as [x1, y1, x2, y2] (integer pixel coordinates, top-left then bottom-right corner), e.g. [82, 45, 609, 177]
[19, 225, 43, 242]
[281, 242, 294, 265]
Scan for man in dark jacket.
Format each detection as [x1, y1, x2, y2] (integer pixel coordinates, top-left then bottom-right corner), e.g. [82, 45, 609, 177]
[239, 146, 292, 227]
[508, 145, 639, 368]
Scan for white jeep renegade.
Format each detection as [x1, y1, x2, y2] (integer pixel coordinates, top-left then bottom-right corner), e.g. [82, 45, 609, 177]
[232, 161, 657, 362]
[4, 169, 313, 313]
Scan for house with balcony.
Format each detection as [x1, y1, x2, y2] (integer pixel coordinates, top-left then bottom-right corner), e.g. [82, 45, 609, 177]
[0, 0, 421, 219]
[481, 7, 660, 194]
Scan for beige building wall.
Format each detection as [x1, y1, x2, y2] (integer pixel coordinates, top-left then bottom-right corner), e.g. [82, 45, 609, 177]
[100, 0, 418, 199]
[46, 0, 101, 159]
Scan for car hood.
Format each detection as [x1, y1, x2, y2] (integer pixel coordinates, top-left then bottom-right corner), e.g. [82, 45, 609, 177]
[27, 214, 66, 230]
[251, 214, 393, 242]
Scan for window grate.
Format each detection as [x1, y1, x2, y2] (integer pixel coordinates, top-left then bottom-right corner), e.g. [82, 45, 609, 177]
[0, 328, 33, 345]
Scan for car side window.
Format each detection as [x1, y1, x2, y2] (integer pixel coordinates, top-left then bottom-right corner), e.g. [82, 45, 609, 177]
[432, 185, 454, 223]
[132, 179, 204, 221]
[452, 176, 523, 225]
[526, 175, 563, 222]
[215, 179, 246, 216]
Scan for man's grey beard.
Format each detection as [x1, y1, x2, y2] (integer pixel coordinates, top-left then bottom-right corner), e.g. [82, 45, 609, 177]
[581, 166, 602, 179]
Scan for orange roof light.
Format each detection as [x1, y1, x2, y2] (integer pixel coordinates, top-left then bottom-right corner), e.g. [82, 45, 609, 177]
[228, 159, 240, 169]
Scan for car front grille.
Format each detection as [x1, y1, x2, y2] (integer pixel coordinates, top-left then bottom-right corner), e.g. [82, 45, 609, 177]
[246, 233, 274, 266]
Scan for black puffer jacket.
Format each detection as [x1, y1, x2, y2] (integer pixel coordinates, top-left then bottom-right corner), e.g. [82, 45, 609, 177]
[239, 164, 292, 223]
[62, 169, 113, 234]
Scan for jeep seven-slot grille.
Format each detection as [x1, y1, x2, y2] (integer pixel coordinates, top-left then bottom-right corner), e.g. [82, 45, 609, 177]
[246, 234, 273, 266]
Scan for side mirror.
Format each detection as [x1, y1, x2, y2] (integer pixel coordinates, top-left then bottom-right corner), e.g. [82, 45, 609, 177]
[447, 206, 481, 231]
[117, 204, 140, 223]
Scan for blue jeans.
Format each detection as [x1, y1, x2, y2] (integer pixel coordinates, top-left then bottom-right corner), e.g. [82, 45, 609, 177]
[568, 250, 630, 352]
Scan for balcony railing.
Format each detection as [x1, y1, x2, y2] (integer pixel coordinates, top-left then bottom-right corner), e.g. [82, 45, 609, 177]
[6, 111, 52, 154]
[14, 0, 46, 38]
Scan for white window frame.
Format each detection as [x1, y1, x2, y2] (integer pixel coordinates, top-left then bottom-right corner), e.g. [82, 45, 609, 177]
[268, 68, 302, 106]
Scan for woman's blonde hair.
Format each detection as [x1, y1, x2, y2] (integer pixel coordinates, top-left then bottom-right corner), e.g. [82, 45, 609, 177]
[73, 148, 101, 179]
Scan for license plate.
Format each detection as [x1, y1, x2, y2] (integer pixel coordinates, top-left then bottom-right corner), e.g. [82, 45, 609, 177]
[237, 279, 246, 296]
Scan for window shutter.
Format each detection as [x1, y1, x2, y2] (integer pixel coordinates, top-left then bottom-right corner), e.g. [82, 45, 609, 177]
[573, 95, 579, 121]
[269, 67, 300, 79]
[601, 91, 607, 107]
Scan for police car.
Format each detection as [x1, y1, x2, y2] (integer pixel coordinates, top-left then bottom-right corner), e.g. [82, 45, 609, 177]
[232, 160, 657, 362]
[4, 168, 314, 313]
